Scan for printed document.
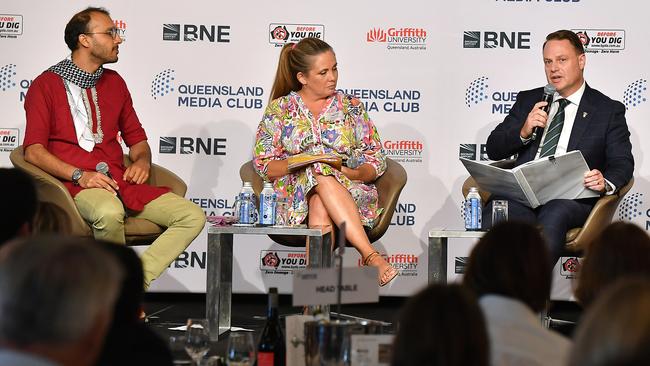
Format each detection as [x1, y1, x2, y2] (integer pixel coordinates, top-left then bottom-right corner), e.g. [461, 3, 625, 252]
[460, 151, 599, 208]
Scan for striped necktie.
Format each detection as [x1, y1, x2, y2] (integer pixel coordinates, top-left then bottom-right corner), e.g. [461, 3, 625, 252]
[539, 98, 570, 158]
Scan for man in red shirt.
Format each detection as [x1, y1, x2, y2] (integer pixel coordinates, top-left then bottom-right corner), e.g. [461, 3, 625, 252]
[23, 7, 205, 288]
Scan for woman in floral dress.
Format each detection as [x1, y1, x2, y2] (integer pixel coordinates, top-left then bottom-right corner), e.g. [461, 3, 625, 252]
[253, 38, 397, 286]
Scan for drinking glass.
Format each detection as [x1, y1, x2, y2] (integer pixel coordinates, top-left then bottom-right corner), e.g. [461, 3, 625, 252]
[225, 332, 256, 366]
[185, 318, 211, 365]
[492, 200, 508, 226]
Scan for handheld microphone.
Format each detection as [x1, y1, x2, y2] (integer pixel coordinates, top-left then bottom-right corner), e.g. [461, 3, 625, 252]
[96, 161, 129, 218]
[531, 84, 556, 140]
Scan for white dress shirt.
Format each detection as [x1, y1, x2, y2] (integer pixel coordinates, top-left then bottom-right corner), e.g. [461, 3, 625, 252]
[479, 295, 571, 366]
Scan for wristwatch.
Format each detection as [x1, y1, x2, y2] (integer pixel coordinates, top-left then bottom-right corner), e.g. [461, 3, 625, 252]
[71, 168, 83, 186]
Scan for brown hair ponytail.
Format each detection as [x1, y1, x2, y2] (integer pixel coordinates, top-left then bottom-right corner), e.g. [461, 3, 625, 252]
[269, 38, 333, 101]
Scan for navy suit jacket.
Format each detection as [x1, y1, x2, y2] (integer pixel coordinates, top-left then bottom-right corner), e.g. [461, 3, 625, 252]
[486, 84, 634, 191]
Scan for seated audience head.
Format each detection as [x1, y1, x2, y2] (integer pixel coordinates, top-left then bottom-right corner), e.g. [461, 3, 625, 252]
[575, 221, 650, 307]
[463, 221, 551, 312]
[97, 241, 145, 324]
[270, 37, 334, 101]
[0, 168, 37, 245]
[569, 277, 650, 366]
[0, 235, 123, 366]
[391, 284, 489, 366]
[32, 201, 72, 236]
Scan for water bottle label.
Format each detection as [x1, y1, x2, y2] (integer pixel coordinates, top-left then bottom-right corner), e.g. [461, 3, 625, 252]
[260, 192, 277, 225]
[465, 197, 481, 230]
[239, 192, 252, 224]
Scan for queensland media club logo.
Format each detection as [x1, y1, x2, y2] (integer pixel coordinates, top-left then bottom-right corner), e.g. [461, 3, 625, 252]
[366, 27, 427, 51]
[0, 128, 19, 152]
[382, 139, 423, 164]
[0, 14, 22, 38]
[159, 136, 226, 156]
[573, 29, 625, 54]
[269, 23, 324, 47]
[463, 31, 531, 49]
[618, 191, 650, 231]
[163, 23, 230, 42]
[151, 68, 264, 109]
[459, 144, 489, 161]
[465, 76, 518, 114]
[623, 79, 647, 110]
[0, 64, 17, 92]
[151, 69, 175, 100]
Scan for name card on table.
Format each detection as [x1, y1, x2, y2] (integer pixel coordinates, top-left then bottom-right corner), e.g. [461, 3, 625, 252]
[350, 334, 394, 366]
[292, 267, 379, 306]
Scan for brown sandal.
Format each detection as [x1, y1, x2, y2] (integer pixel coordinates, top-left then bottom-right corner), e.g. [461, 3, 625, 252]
[363, 251, 398, 287]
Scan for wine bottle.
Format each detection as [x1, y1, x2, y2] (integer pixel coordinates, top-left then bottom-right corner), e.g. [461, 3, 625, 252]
[257, 287, 285, 366]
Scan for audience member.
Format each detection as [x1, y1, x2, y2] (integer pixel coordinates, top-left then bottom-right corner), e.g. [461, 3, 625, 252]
[568, 277, 650, 366]
[574, 221, 650, 307]
[0, 167, 37, 245]
[32, 202, 73, 236]
[0, 235, 123, 366]
[391, 284, 489, 366]
[463, 221, 570, 366]
[95, 242, 174, 366]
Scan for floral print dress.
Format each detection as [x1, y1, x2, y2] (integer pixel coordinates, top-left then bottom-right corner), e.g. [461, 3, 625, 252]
[253, 91, 387, 227]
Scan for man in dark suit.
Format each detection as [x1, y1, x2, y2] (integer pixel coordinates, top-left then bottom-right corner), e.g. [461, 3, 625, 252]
[484, 30, 634, 264]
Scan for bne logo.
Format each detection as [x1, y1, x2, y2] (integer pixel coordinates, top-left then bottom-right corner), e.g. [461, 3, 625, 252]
[463, 31, 531, 49]
[163, 24, 230, 42]
[159, 137, 226, 155]
[459, 144, 489, 161]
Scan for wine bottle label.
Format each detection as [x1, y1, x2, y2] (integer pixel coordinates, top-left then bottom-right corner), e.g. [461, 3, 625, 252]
[258, 352, 275, 366]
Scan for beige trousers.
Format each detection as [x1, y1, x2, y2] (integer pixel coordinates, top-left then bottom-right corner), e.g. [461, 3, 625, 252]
[74, 190, 205, 287]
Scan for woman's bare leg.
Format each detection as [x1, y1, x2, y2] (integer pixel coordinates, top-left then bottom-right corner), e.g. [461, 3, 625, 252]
[313, 175, 396, 285]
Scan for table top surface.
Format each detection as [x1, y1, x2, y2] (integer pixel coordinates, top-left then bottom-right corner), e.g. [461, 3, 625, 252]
[208, 224, 332, 236]
[428, 229, 487, 238]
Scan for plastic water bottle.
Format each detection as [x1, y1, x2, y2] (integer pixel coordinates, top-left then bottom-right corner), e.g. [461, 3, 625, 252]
[259, 182, 277, 226]
[237, 182, 257, 225]
[464, 187, 482, 231]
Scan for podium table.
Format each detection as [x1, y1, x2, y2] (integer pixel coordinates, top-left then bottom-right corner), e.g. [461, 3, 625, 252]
[206, 225, 332, 340]
[428, 229, 485, 284]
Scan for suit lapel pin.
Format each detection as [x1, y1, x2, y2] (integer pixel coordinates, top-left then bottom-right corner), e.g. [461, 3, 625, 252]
[582, 111, 588, 118]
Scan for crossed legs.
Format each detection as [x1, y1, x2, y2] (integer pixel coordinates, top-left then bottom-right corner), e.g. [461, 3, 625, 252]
[308, 175, 397, 286]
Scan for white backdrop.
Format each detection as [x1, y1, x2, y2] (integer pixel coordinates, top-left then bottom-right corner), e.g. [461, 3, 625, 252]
[1, 0, 648, 296]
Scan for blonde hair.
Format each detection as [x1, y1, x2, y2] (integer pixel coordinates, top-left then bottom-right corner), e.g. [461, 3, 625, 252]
[269, 37, 333, 101]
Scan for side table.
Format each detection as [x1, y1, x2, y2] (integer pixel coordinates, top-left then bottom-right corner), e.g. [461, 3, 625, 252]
[428, 229, 485, 284]
[206, 225, 332, 340]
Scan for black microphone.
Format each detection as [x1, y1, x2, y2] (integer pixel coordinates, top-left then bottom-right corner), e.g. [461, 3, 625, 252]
[531, 84, 556, 140]
[96, 162, 128, 218]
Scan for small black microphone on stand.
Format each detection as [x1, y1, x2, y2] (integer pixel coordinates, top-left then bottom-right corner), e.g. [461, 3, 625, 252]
[96, 161, 128, 218]
[336, 221, 346, 317]
[531, 84, 556, 141]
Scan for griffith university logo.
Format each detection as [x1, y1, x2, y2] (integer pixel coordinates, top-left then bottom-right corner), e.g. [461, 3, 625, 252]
[465, 76, 489, 107]
[366, 27, 427, 50]
[151, 69, 176, 100]
[623, 79, 647, 109]
[0, 64, 17, 92]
